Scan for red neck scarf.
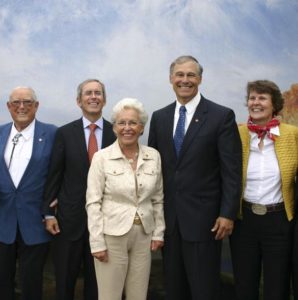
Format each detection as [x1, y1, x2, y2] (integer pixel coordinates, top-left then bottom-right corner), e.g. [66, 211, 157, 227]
[247, 116, 280, 141]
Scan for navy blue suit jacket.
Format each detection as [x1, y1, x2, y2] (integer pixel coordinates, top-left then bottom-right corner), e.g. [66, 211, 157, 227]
[148, 96, 242, 241]
[0, 120, 57, 245]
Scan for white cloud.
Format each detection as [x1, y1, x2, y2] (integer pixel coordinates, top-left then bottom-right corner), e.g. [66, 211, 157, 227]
[0, 0, 297, 130]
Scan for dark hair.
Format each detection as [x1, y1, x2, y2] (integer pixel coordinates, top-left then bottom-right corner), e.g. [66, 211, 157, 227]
[246, 80, 284, 114]
[170, 55, 203, 76]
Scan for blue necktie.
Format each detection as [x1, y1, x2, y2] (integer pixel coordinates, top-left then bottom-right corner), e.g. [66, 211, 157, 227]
[174, 106, 186, 156]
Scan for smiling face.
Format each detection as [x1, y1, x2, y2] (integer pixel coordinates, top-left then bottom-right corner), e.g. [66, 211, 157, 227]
[7, 88, 39, 131]
[170, 61, 202, 105]
[113, 108, 144, 149]
[77, 81, 106, 122]
[247, 91, 274, 125]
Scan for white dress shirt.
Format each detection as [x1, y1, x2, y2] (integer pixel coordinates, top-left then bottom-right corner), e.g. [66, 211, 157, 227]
[173, 93, 201, 136]
[82, 116, 103, 149]
[4, 120, 35, 188]
[244, 126, 283, 205]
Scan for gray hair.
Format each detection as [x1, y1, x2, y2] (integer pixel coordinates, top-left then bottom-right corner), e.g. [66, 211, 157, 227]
[9, 86, 37, 102]
[111, 98, 148, 125]
[170, 55, 203, 76]
[76, 79, 106, 101]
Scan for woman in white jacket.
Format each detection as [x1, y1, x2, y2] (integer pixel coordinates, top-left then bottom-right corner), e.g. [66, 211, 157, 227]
[86, 98, 165, 300]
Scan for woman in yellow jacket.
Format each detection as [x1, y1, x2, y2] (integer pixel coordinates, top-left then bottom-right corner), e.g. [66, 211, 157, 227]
[230, 80, 298, 300]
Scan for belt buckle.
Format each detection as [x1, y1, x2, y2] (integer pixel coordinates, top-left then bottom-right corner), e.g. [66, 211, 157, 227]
[251, 203, 267, 215]
[133, 217, 142, 225]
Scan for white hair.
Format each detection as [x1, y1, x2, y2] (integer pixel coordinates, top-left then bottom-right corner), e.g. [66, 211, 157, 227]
[9, 86, 38, 102]
[111, 98, 148, 125]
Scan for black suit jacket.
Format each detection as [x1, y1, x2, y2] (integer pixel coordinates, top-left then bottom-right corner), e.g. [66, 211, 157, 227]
[148, 96, 242, 241]
[43, 118, 115, 241]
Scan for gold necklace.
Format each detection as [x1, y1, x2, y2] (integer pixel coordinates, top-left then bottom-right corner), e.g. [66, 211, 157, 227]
[127, 152, 139, 164]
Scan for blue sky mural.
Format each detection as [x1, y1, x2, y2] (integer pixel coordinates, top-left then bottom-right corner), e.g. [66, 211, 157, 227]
[0, 0, 297, 139]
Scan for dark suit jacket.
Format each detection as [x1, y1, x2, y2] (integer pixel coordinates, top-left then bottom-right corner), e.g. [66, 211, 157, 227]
[148, 96, 242, 241]
[0, 120, 57, 245]
[42, 118, 115, 241]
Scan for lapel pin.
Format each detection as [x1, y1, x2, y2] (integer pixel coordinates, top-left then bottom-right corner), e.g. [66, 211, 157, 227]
[39, 138, 43, 142]
[195, 119, 199, 122]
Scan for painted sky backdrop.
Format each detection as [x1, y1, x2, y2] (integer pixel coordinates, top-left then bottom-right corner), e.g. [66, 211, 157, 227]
[0, 0, 297, 139]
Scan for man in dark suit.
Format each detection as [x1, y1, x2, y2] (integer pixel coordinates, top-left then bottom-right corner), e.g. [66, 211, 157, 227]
[43, 79, 116, 300]
[0, 86, 56, 300]
[148, 56, 242, 299]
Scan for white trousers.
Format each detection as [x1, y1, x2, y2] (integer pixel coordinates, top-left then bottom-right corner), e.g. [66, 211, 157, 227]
[94, 224, 152, 300]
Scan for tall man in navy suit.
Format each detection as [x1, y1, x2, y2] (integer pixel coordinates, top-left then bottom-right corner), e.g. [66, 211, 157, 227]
[43, 79, 116, 300]
[148, 56, 242, 299]
[0, 86, 57, 300]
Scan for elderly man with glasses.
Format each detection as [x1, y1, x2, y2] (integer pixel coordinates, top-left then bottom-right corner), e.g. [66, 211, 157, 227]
[0, 86, 57, 300]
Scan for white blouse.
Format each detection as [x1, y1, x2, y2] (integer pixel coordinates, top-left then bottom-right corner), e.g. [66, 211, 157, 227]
[244, 127, 283, 205]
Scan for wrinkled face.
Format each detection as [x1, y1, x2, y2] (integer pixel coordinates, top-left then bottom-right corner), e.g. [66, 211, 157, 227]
[7, 88, 39, 131]
[77, 81, 106, 120]
[170, 61, 202, 105]
[113, 108, 144, 148]
[247, 91, 274, 125]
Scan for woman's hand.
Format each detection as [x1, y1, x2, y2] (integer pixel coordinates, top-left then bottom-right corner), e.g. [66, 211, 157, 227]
[92, 250, 108, 262]
[151, 240, 164, 251]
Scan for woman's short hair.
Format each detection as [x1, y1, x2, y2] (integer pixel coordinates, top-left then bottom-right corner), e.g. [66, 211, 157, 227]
[246, 80, 284, 114]
[111, 98, 148, 125]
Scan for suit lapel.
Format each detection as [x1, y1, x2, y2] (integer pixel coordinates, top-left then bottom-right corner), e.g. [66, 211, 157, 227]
[164, 103, 177, 160]
[72, 118, 90, 168]
[102, 119, 115, 148]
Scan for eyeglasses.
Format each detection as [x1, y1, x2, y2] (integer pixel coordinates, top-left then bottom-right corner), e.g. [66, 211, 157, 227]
[115, 121, 142, 128]
[10, 99, 35, 107]
[83, 90, 102, 97]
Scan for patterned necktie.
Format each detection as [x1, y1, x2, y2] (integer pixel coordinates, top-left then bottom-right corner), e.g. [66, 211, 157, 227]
[88, 124, 98, 162]
[174, 106, 186, 156]
[8, 133, 22, 169]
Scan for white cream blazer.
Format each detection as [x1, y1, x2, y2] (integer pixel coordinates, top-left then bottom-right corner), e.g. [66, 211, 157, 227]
[86, 140, 165, 253]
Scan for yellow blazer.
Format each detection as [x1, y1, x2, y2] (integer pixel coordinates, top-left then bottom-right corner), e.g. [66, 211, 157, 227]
[86, 140, 165, 253]
[239, 123, 298, 221]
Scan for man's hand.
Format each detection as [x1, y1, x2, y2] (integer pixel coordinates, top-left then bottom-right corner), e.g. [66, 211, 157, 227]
[45, 217, 60, 235]
[151, 240, 164, 251]
[92, 250, 108, 263]
[211, 217, 234, 240]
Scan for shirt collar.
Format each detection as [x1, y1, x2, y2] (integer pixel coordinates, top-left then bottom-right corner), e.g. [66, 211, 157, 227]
[82, 116, 103, 130]
[109, 140, 154, 161]
[11, 119, 35, 141]
[175, 93, 201, 114]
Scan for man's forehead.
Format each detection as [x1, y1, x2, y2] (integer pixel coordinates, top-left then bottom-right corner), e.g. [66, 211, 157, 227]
[11, 88, 33, 98]
[173, 62, 198, 72]
[82, 81, 102, 91]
